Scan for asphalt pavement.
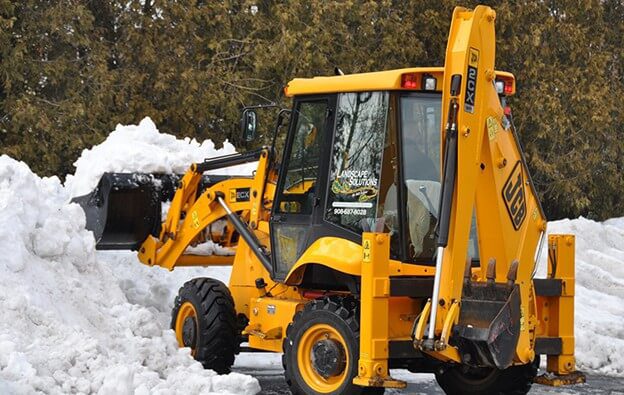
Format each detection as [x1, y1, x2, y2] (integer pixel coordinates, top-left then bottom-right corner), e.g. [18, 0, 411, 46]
[233, 365, 624, 395]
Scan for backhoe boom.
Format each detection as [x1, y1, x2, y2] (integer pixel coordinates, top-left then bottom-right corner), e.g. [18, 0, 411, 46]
[414, 5, 547, 368]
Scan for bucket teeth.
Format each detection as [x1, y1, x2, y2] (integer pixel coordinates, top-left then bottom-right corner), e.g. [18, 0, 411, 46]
[506, 259, 519, 287]
[486, 258, 496, 300]
[486, 258, 496, 283]
[463, 256, 473, 296]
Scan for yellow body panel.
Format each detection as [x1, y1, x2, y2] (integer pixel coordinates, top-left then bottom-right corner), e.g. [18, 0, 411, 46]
[246, 296, 305, 353]
[286, 67, 444, 96]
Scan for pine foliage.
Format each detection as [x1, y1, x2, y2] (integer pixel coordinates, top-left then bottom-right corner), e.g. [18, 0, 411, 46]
[0, 0, 622, 219]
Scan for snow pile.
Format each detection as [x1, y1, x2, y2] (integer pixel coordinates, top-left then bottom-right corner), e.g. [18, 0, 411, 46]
[65, 117, 254, 197]
[539, 217, 624, 376]
[0, 154, 259, 394]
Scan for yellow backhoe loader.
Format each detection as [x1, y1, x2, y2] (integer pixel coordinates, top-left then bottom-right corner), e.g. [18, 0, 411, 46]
[75, 5, 586, 394]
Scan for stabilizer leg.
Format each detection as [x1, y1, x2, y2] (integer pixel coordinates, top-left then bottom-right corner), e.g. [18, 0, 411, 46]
[534, 235, 586, 386]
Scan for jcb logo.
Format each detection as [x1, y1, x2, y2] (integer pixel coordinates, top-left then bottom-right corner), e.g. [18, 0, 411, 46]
[503, 162, 526, 230]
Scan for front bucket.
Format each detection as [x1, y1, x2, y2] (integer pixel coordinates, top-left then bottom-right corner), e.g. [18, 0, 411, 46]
[72, 173, 162, 250]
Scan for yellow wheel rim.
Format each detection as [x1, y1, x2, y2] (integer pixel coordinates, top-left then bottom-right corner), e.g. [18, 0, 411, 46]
[175, 301, 198, 356]
[297, 323, 349, 393]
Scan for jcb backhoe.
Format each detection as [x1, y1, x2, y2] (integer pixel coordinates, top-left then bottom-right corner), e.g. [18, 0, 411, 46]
[76, 5, 585, 394]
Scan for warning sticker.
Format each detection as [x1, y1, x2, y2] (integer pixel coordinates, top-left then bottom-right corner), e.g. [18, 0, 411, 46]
[468, 47, 479, 68]
[363, 239, 371, 262]
[487, 116, 499, 140]
[191, 211, 200, 229]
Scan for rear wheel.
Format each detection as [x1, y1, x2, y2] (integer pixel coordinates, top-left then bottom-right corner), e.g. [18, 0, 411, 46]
[282, 297, 384, 395]
[171, 277, 239, 374]
[434, 357, 539, 395]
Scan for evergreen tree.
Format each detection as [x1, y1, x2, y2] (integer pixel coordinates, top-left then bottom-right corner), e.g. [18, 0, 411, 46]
[0, 0, 112, 175]
[0, 0, 622, 220]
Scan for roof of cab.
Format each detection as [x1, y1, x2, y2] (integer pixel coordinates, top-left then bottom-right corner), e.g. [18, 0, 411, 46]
[284, 67, 516, 97]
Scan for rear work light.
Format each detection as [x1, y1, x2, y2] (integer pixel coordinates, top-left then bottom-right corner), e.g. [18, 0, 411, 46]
[495, 78, 514, 95]
[401, 73, 437, 90]
[495, 80, 505, 94]
[423, 74, 437, 91]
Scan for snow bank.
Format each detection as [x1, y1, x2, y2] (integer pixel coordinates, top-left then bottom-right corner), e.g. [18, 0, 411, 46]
[0, 154, 259, 394]
[65, 117, 254, 197]
[538, 217, 624, 376]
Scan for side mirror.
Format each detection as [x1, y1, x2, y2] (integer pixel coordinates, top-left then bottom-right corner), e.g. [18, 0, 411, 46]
[241, 109, 257, 142]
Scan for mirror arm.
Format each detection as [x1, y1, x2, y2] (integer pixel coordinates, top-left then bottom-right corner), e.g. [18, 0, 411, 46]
[241, 103, 279, 112]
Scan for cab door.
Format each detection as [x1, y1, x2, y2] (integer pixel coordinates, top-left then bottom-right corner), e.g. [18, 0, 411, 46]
[270, 96, 334, 280]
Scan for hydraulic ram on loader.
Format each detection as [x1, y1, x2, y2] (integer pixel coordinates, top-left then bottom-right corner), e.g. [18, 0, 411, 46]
[75, 4, 585, 394]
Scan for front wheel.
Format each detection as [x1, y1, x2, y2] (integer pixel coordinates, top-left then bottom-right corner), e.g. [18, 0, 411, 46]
[282, 297, 384, 395]
[434, 357, 539, 395]
[171, 277, 239, 374]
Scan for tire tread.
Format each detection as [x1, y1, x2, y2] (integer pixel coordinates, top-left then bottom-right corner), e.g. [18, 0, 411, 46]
[282, 296, 384, 395]
[171, 277, 239, 374]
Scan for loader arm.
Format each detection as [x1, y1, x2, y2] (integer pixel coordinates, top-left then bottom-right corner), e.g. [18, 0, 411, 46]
[138, 148, 275, 271]
[415, 5, 546, 365]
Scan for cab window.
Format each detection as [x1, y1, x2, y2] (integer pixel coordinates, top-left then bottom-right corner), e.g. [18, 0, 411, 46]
[325, 92, 390, 234]
[400, 94, 479, 261]
[275, 100, 327, 215]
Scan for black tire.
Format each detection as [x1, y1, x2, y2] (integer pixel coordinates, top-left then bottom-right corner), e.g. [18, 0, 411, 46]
[171, 277, 239, 374]
[434, 356, 539, 395]
[282, 297, 385, 395]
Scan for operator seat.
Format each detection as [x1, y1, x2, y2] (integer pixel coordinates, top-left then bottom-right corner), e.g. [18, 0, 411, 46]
[382, 180, 440, 258]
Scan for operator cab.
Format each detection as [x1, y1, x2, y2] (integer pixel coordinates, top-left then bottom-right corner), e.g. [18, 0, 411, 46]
[268, 89, 479, 279]
[244, 67, 515, 280]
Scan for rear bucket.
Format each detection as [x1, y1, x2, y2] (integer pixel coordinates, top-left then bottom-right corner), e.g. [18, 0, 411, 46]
[72, 173, 162, 250]
[453, 284, 521, 369]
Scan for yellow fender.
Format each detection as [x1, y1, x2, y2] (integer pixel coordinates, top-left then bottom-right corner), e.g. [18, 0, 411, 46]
[284, 237, 363, 285]
[284, 237, 437, 284]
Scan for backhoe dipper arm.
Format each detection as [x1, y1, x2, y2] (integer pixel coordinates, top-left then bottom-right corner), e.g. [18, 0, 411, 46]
[417, 5, 546, 364]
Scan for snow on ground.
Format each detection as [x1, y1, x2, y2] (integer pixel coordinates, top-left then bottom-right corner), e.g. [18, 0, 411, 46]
[0, 117, 623, 395]
[0, 118, 260, 395]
